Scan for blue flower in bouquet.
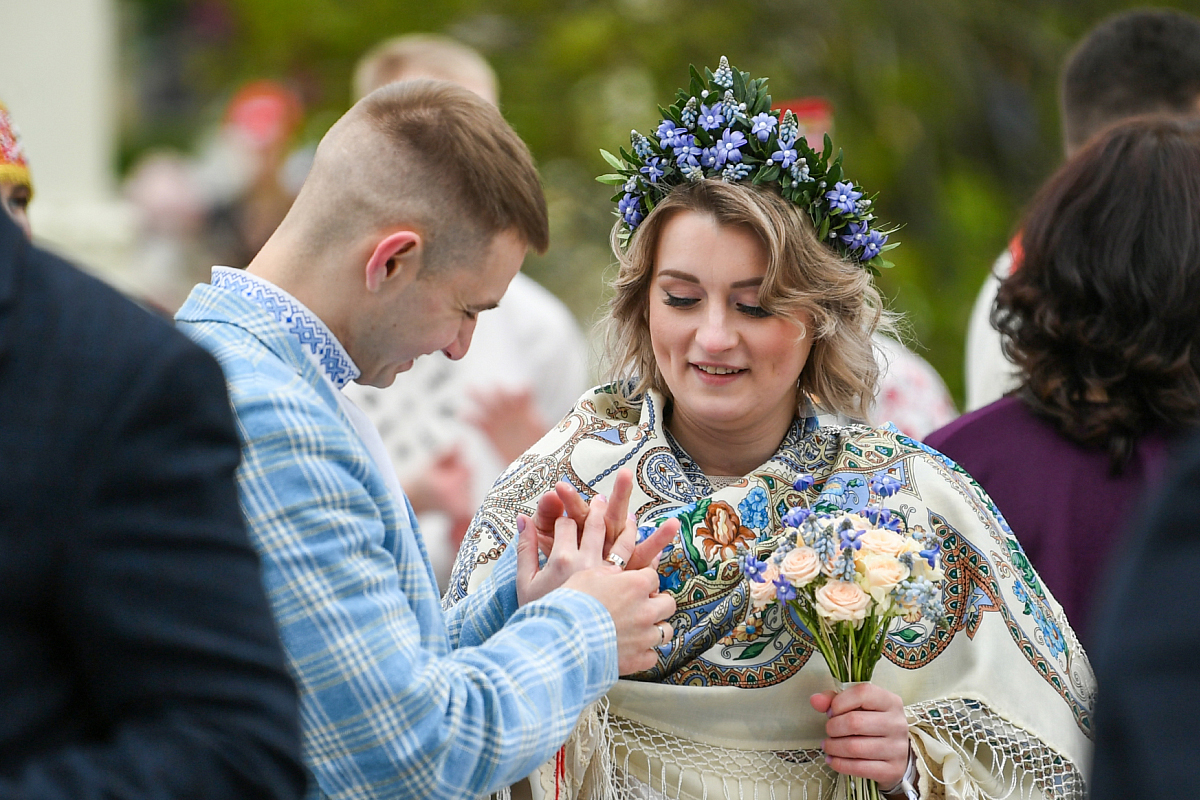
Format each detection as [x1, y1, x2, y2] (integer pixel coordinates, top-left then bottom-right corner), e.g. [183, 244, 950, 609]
[812, 528, 838, 564]
[870, 473, 902, 498]
[825, 181, 863, 215]
[714, 129, 747, 166]
[861, 229, 888, 260]
[834, 551, 857, 582]
[773, 575, 797, 602]
[793, 474, 815, 492]
[639, 157, 664, 183]
[697, 104, 725, 131]
[919, 542, 941, 568]
[750, 112, 777, 142]
[771, 142, 798, 170]
[742, 553, 769, 582]
[782, 506, 813, 527]
[657, 119, 688, 149]
[839, 527, 865, 551]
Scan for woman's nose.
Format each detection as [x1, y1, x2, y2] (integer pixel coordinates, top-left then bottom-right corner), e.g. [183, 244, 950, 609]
[695, 307, 737, 352]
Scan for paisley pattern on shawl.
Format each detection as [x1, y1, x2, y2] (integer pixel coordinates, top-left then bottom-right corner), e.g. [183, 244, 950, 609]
[447, 384, 1095, 799]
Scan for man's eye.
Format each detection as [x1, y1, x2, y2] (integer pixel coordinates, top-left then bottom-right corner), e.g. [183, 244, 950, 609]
[737, 303, 772, 318]
[663, 293, 699, 308]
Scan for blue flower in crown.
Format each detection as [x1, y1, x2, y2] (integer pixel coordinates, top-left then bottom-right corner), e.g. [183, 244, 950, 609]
[840, 221, 869, 252]
[619, 192, 644, 228]
[631, 131, 654, 160]
[771, 142, 798, 170]
[699, 147, 719, 170]
[656, 120, 688, 149]
[862, 229, 888, 260]
[673, 135, 702, 166]
[826, 181, 863, 215]
[712, 55, 734, 89]
[721, 163, 753, 183]
[697, 104, 725, 131]
[750, 112, 777, 142]
[714, 128, 747, 166]
[640, 157, 664, 183]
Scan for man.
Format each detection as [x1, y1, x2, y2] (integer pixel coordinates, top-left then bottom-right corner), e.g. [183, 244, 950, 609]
[176, 80, 675, 800]
[0, 212, 305, 797]
[0, 101, 33, 239]
[344, 34, 590, 587]
[964, 7, 1200, 410]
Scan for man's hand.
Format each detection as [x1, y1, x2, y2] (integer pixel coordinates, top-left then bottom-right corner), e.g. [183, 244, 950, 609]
[515, 493, 676, 675]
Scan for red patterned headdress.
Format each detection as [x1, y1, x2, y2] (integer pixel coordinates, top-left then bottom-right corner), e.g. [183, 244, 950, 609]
[0, 101, 32, 196]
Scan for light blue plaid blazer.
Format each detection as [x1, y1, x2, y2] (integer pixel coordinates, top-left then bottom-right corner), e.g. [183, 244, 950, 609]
[177, 282, 618, 800]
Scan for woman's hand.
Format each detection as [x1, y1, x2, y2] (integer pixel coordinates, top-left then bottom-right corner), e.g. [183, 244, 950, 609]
[810, 684, 910, 789]
[527, 468, 678, 571]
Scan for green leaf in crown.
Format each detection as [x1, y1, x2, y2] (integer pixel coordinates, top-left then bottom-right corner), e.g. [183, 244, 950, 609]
[596, 56, 901, 275]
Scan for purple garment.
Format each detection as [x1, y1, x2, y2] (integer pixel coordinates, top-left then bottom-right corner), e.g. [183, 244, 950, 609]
[925, 396, 1171, 645]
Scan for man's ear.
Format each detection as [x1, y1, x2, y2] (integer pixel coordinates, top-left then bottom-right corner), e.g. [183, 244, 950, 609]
[364, 231, 422, 293]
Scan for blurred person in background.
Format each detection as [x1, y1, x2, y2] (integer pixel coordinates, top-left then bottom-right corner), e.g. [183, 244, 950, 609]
[0, 208, 305, 798]
[965, 7, 1200, 411]
[0, 101, 33, 239]
[776, 97, 956, 440]
[343, 33, 590, 588]
[927, 115, 1200, 647]
[1089, 427, 1200, 798]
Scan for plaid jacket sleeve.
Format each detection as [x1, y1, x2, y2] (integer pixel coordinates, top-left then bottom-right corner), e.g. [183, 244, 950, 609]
[220, 343, 618, 800]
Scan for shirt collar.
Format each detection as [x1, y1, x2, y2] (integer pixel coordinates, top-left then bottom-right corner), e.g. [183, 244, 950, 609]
[210, 266, 361, 389]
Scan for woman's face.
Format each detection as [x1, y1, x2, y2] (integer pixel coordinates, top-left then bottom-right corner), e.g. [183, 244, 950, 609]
[648, 210, 811, 437]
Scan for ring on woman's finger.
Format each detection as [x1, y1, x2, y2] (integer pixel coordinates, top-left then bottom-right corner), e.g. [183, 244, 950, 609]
[656, 623, 668, 646]
[606, 553, 628, 570]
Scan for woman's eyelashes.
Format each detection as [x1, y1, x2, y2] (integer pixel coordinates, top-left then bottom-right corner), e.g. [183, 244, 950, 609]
[663, 292, 699, 308]
[662, 292, 771, 318]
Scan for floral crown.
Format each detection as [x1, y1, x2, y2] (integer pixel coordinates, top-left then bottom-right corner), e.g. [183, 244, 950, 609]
[598, 57, 896, 273]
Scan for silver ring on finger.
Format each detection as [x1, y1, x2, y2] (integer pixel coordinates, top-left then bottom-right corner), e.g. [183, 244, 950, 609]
[606, 553, 628, 570]
[656, 622, 668, 646]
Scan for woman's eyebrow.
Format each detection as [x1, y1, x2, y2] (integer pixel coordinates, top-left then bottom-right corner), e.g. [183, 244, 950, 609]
[657, 270, 763, 289]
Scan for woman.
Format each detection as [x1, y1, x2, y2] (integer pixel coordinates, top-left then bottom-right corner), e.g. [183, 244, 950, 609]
[926, 114, 1200, 647]
[448, 60, 1093, 799]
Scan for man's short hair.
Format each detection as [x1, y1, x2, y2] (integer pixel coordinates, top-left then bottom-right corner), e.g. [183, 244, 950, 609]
[1062, 8, 1200, 152]
[353, 34, 499, 103]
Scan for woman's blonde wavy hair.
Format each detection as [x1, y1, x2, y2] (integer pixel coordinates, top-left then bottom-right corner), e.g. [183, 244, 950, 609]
[601, 180, 888, 421]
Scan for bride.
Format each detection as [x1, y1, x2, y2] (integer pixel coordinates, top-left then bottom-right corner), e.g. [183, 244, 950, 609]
[446, 59, 1093, 800]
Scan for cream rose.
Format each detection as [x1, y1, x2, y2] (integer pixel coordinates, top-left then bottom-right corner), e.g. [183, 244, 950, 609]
[815, 580, 871, 624]
[779, 546, 822, 587]
[859, 553, 910, 604]
[749, 564, 780, 609]
[859, 528, 909, 559]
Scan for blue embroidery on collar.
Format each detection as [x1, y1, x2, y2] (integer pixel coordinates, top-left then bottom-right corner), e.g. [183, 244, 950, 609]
[210, 267, 360, 389]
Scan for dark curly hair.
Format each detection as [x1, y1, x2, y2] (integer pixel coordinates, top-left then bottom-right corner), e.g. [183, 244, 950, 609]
[995, 114, 1200, 471]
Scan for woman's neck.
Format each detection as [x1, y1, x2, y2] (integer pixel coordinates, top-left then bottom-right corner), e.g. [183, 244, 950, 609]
[666, 405, 796, 478]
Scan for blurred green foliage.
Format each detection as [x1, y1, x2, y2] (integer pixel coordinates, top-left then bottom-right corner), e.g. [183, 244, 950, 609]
[119, 0, 1200, 402]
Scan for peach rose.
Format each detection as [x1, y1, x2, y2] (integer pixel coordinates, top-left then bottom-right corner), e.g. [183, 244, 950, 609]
[859, 553, 910, 604]
[779, 546, 822, 587]
[859, 528, 909, 559]
[749, 564, 780, 609]
[815, 580, 871, 624]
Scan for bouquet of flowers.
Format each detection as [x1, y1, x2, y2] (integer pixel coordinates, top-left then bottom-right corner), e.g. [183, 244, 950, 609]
[739, 473, 945, 800]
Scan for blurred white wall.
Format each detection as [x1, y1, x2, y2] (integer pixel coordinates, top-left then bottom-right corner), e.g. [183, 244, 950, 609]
[0, 0, 137, 291]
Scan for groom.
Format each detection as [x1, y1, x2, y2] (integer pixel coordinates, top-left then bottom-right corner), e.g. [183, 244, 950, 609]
[176, 80, 676, 800]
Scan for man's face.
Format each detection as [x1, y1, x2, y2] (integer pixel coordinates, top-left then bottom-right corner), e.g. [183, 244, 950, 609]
[1, 182, 31, 239]
[353, 229, 526, 388]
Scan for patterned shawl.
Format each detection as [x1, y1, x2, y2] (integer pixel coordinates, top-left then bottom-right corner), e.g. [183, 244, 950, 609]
[447, 385, 1095, 800]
